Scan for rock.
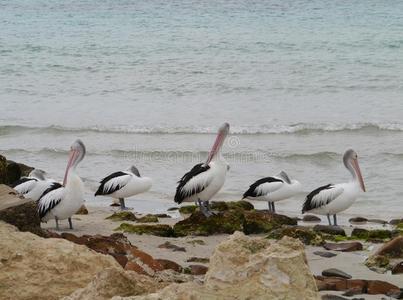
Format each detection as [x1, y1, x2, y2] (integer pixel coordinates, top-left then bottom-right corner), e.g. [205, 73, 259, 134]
[173, 210, 244, 236]
[367, 280, 400, 295]
[115, 223, 175, 237]
[323, 242, 363, 252]
[365, 255, 390, 271]
[178, 205, 197, 214]
[154, 213, 171, 218]
[322, 268, 352, 279]
[313, 225, 346, 236]
[243, 210, 297, 234]
[376, 236, 403, 258]
[5, 161, 21, 184]
[186, 239, 205, 246]
[351, 228, 369, 239]
[390, 219, 403, 225]
[123, 233, 319, 300]
[186, 264, 208, 275]
[0, 222, 121, 299]
[349, 217, 368, 223]
[158, 241, 186, 252]
[137, 214, 159, 223]
[267, 225, 325, 246]
[351, 228, 392, 241]
[368, 219, 388, 225]
[321, 295, 349, 300]
[107, 211, 137, 222]
[76, 205, 88, 215]
[0, 185, 45, 236]
[210, 200, 254, 211]
[0, 155, 8, 184]
[167, 207, 179, 211]
[186, 257, 210, 263]
[155, 259, 183, 273]
[63, 268, 164, 300]
[391, 261, 403, 274]
[313, 251, 337, 258]
[303, 214, 322, 222]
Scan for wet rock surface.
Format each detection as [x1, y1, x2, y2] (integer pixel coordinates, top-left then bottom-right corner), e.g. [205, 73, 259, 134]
[303, 214, 322, 222]
[158, 241, 186, 252]
[313, 251, 337, 258]
[348, 217, 368, 223]
[322, 268, 352, 279]
[268, 225, 325, 246]
[323, 242, 363, 252]
[107, 211, 138, 222]
[115, 223, 175, 237]
[376, 236, 403, 258]
[313, 225, 346, 236]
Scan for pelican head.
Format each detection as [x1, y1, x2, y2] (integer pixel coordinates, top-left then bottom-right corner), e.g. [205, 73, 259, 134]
[29, 169, 46, 180]
[343, 149, 365, 192]
[128, 165, 141, 177]
[63, 139, 86, 185]
[206, 122, 230, 164]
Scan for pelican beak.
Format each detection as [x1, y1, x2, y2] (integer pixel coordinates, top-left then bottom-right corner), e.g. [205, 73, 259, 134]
[352, 158, 366, 192]
[63, 149, 78, 186]
[206, 123, 229, 164]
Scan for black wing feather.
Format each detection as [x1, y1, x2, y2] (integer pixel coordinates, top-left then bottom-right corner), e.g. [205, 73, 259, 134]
[243, 177, 283, 198]
[302, 183, 333, 213]
[38, 182, 63, 219]
[10, 177, 37, 189]
[94, 171, 128, 196]
[174, 163, 210, 204]
[39, 182, 63, 200]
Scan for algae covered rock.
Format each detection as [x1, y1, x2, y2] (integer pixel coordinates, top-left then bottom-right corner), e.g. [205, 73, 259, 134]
[365, 255, 390, 270]
[267, 225, 325, 246]
[313, 225, 346, 236]
[115, 223, 175, 237]
[243, 210, 297, 234]
[174, 210, 244, 236]
[351, 228, 392, 241]
[178, 205, 197, 214]
[0, 155, 7, 184]
[107, 211, 138, 222]
[137, 214, 159, 223]
[210, 200, 254, 211]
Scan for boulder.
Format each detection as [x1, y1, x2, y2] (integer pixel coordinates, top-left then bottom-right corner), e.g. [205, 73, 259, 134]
[63, 268, 164, 300]
[243, 210, 297, 234]
[322, 268, 352, 279]
[0, 155, 8, 184]
[303, 215, 322, 222]
[313, 225, 346, 236]
[267, 225, 325, 246]
[323, 242, 363, 252]
[391, 261, 403, 274]
[155, 259, 183, 273]
[107, 211, 138, 222]
[348, 217, 368, 223]
[186, 264, 208, 275]
[115, 223, 175, 237]
[116, 233, 320, 300]
[0, 222, 120, 300]
[0, 184, 45, 236]
[375, 236, 403, 258]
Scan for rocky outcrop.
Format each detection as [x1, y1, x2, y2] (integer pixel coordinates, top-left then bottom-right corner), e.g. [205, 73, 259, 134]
[375, 236, 403, 258]
[115, 223, 175, 237]
[267, 225, 325, 246]
[0, 222, 120, 300]
[63, 268, 165, 300]
[114, 232, 320, 300]
[0, 155, 33, 185]
[0, 184, 45, 236]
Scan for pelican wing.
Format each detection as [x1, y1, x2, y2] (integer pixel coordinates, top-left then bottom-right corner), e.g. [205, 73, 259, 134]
[11, 177, 38, 195]
[95, 171, 132, 196]
[243, 177, 284, 198]
[174, 163, 211, 204]
[38, 183, 64, 219]
[302, 184, 344, 213]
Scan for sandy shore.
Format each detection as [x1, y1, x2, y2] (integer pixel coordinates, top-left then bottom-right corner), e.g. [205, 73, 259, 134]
[42, 203, 403, 298]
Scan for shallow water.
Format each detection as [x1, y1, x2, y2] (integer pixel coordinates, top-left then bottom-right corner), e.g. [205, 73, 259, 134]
[1, 0, 403, 219]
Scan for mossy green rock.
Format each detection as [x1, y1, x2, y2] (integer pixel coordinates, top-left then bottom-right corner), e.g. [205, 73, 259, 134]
[267, 226, 325, 246]
[396, 223, 403, 230]
[243, 211, 296, 234]
[351, 228, 392, 241]
[0, 155, 7, 185]
[115, 223, 174, 237]
[365, 255, 390, 269]
[137, 214, 159, 223]
[179, 205, 198, 214]
[174, 210, 244, 236]
[106, 211, 137, 222]
[210, 200, 254, 211]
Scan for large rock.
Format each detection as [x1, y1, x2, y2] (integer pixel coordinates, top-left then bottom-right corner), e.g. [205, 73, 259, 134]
[0, 222, 120, 300]
[114, 232, 320, 300]
[313, 225, 346, 236]
[0, 156, 33, 185]
[0, 184, 44, 236]
[63, 268, 164, 300]
[375, 236, 403, 258]
[243, 210, 297, 234]
[0, 155, 7, 184]
[323, 242, 363, 252]
[267, 225, 325, 246]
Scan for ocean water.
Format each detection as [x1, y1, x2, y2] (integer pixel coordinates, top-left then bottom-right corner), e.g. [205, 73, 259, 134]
[1, 0, 403, 219]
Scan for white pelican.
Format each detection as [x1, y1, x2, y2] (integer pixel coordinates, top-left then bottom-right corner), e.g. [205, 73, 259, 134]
[38, 140, 86, 230]
[11, 169, 58, 201]
[174, 122, 230, 217]
[94, 166, 152, 210]
[243, 171, 302, 213]
[302, 149, 366, 226]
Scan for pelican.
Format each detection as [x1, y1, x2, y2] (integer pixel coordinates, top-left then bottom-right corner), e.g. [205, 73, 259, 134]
[243, 171, 302, 213]
[174, 122, 230, 217]
[94, 166, 152, 210]
[38, 139, 86, 230]
[11, 169, 58, 201]
[302, 149, 366, 226]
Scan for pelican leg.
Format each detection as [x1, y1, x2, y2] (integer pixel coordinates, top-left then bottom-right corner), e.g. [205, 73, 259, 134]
[119, 198, 131, 210]
[333, 215, 338, 226]
[272, 202, 276, 213]
[198, 199, 213, 218]
[55, 216, 60, 231]
[326, 214, 332, 226]
[68, 217, 73, 230]
[267, 201, 272, 212]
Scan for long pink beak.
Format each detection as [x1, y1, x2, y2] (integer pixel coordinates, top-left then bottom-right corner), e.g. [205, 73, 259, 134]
[63, 150, 77, 186]
[352, 158, 366, 192]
